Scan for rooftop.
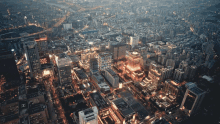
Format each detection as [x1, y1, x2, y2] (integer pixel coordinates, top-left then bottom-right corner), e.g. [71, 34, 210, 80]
[105, 69, 117, 76]
[28, 104, 47, 115]
[98, 52, 112, 58]
[57, 53, 72, 68]
[190, 86, 205, 95]
[90, 92, 108, 110]
[93, 73, 104, 82]
[112, 98, 135, 118]
[0, 114, 19, 123]
[120, 90, 148, 120]
[202, 75, 213, 82]
[75, 69, 88, 80]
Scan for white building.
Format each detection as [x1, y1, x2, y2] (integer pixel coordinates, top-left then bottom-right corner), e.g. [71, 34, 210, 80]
[63, 23, 72, 30]
[98, 52, 112, 71]
[79, 106, 98, 124]
[130, 36, 139, 48]
[104, 69, 119, 88]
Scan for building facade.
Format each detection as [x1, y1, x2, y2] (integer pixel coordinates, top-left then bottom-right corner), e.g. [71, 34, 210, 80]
[79, 106, 98, 124]
[57, 53, 72, 85]
[98, 52, 112, 71]
[104, 69, 119, 88]
[24, 41, 41, 78]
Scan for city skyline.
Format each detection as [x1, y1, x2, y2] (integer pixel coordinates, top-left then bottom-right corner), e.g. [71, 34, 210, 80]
[0, 0, 220, 124]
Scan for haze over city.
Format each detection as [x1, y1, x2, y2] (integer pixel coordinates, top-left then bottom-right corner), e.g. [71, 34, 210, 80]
[0, 0, 220, 124]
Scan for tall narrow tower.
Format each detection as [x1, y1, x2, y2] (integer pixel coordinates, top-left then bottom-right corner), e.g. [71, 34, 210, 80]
[23, 41, 41, 78]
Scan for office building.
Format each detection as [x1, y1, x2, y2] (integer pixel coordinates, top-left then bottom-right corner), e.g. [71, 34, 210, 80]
[79, 106, 98, 124]
[73, 68, 88, 84]
[130, 36, 139, 48]
[173, 68, 185, 82]
[92, 73, 110, 93]
[90, 58, 98, 75]
[126, 51, 143, 72]
[98, 52, 112, 71]
[80, 50, 96, 71]
[148, 62, 161, 85]
[188, 65, 197, 80]
[166, 59, 175, 68]
[163, 80, 180, 101]
[112, 98, 135, 123]
[90, 92, 109, 113]
[180, 83, 206, 116]
[56, 53, 72, 85]
[104, 69, 119, 88]
[160, 66, 173, 81]
[23, 41, 41, 78]
[35, 36, 48, 57]
[110, 43, 126, 60]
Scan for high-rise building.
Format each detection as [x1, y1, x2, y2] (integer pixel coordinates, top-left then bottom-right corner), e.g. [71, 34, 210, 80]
[104, 69, 119, 88]
[180, 83, 206, 116]
[173, 68, 185, 82]
[130, 36, 139, 48]
[35, 36, 48, 57]
[161, 66, 173, 81]
[98, 52, 112, 71]
[0, 48, 20, 83]
[90, 58, 98, 74]
[110, 43, 126, 60]
[23, 41, 41, 78]
[188, 65, 197, 79]
[79, 106, 98, 124]
[126, 52, 143, 71]
[56, 53, 72, 85]
[80, 50, 96, 70]
[166, 59, 175, 68]
[125, 51, 144, 81]
[148, 62, 161, 85]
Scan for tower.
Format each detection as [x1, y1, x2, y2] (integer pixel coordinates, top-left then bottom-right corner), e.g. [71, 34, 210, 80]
[90, 58, 98, 75]
[130, 36, 139, 48]
[23, 41, 41, 78]
[180, 83, 205, 116]
[97, 52, 112, 71]
[56, 53, 72, 85]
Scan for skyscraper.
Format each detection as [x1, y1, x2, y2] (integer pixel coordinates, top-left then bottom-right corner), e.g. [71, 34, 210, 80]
[90, 58, 98, 75]
[98, 52, 112, 71]
[130, 36, 139, 48]
[104, 68, 119, 88]
[180, 83, 206, 116]
[161, 66, 174, 81]
[110, 43, 126, 60]
[79, 106, 98, 124]
[173, 68, 184, 82]
[23, 41, 41, 78]
[35, 36, 48, 57]
[56, 53, 72, 85]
